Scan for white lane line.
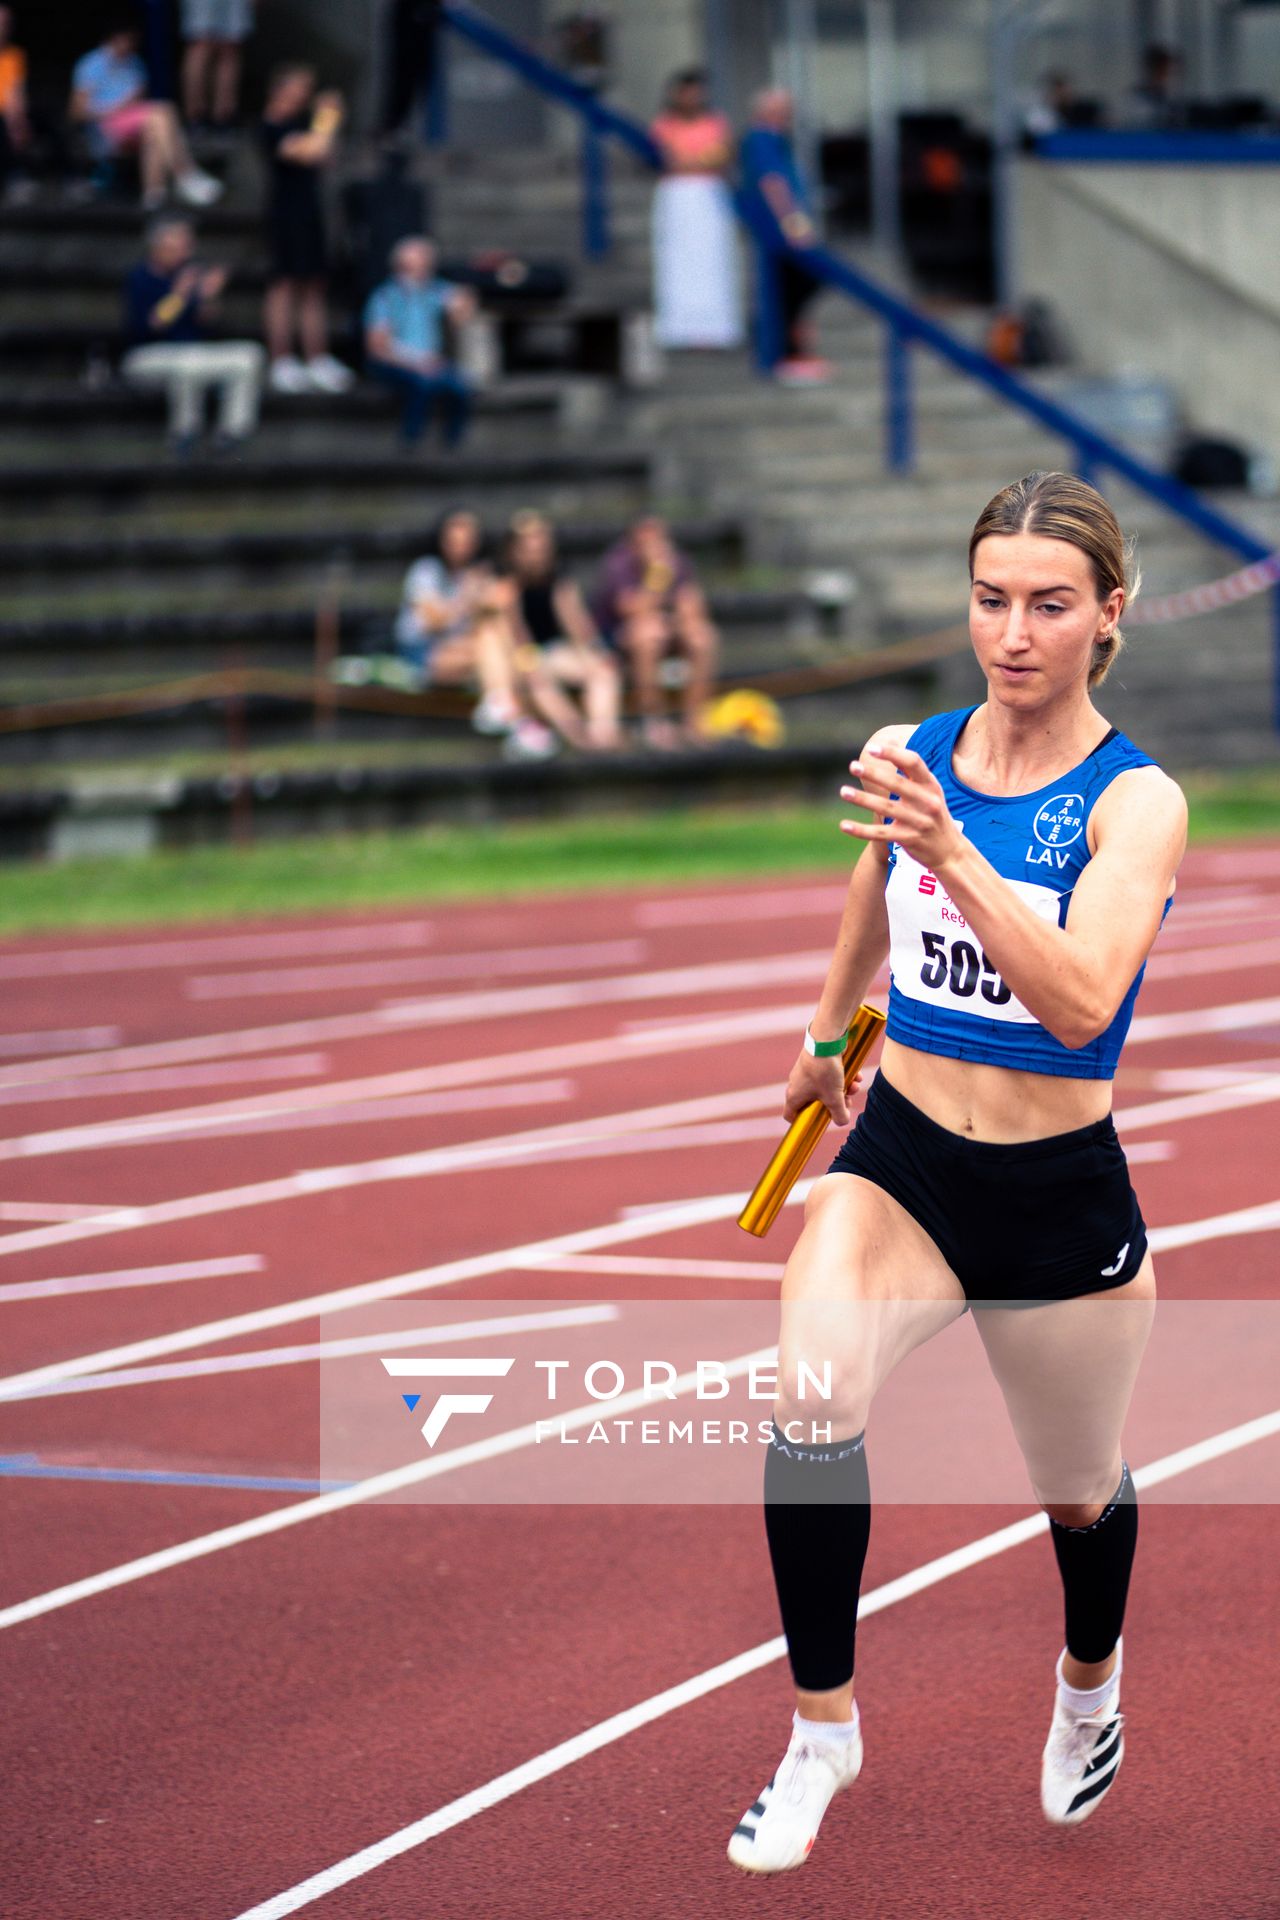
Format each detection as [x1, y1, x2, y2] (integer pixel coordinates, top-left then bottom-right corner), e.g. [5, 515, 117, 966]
[1147, 934, 1280, 981]
[0, 1027, 121, 1058]
[186, 939, 647, 1001]
[1124, 1140, 1175, 1163]
[130, 1080, 575, 1147]
[0, 1200, 139, 1224]
[0, 921, 436, 982]
[1128, 992, 1280, 1043]
[634, 885, 848, 927]
[0, 1339, 778, 1631]
[1116, 1074, 1280, 1133]
[0, 1005, 817, 1163]
[0, 1009, 1249, 1262]
[0, 1255, 265, 1305]
[524, 1254, 788, 1283]
[2, 1192, 1277, 1636]
[226, 1403, 1280, 1920]
[7, 1304, 619, 1400]
[0, 955, 827, 1097]
[376, 949, 829, 1026]
[0, 1052, 330, 1112]
[0, 1082, 784, 1257]
[0, 1187, 751, 1402]
[1148, 1196, 1280, 1254]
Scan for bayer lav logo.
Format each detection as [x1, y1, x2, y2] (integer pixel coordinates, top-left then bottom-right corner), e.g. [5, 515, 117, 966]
[1032, 793, 1085, 849]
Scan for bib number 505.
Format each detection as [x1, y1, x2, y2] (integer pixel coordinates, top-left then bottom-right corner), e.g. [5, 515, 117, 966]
[920, 932, 1012, 1004]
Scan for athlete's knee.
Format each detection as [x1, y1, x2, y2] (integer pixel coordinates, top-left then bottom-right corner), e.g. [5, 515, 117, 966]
[1042, 1496, 1109, 1529]
[773, 1353, 871, 1441]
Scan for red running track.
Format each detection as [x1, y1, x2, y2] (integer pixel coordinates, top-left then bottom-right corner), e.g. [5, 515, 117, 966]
[1, 846, 1279, 1919]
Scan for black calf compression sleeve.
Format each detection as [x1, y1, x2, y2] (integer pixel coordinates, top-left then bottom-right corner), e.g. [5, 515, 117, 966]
[763, 1421, 871, 1693]
[1049, 1462, 1138, 1664]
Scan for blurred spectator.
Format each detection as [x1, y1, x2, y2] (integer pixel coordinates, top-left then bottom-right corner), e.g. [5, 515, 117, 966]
[739, 88, 830, 384]
[261, 65, 353, 394]
[650, 68, 742, 351]
[364, 235, 476, 446]
[395, 509, 557, 759]
[501, 511, 624, 751]
[181, 0, 256, 133]
[592, 516, 718, 750]
[381, 0, 442, 141]
[1129, 43, 1186, 129]
[0, 5, 30, 200]
[121, 215, 265, 454]
[70, 20, 222, 209]
[1023, 71, 1083, 140]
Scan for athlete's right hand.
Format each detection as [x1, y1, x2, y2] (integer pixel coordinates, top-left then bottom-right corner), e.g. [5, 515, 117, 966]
[783, 1050, 855, 1128]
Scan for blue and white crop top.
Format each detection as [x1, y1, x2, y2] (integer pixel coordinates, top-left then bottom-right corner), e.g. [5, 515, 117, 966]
[884, 707, 1167, 1080]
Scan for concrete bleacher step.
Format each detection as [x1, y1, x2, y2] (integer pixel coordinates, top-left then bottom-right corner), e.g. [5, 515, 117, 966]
[0, 512, 744, 585]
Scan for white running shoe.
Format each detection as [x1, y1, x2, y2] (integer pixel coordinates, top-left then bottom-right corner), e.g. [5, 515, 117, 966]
[1040, 1675, 1125, 1825]
[727, 1718, 863, 1874]
[501, 718, 559, 761]
[470, 695, 519, 736]
[176, 169, 223, 206]
[305, 353, 355, 394]
[269, 356, 312, 395]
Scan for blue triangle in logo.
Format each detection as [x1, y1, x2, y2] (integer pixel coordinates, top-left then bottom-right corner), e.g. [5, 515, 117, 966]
[401, 1394, 421, 1412]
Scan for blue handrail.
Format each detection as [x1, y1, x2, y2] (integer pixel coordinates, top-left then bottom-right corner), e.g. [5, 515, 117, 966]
[435, 2, 1280, 724]
[440, 2, 661, 257]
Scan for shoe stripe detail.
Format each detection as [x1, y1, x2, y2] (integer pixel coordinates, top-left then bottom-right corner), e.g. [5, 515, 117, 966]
[1066, 1748, 1123, 1815]
[1083, 1721, 1123, 1775]
[748, 1800, 765, 1817]
[731, 1823, 759, 1842]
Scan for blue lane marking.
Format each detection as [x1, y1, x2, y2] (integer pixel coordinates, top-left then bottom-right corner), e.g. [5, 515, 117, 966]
[0, 1455, 353, 1493]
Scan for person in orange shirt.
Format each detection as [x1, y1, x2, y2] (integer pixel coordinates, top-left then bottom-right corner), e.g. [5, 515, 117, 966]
[0, 5, 30, 198]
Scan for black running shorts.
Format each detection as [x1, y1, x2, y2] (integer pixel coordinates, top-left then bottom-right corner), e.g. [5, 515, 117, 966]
[826, 1071, 1147, 1305]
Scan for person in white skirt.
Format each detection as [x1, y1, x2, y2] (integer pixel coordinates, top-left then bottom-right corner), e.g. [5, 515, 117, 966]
[649, 69, 742, 352]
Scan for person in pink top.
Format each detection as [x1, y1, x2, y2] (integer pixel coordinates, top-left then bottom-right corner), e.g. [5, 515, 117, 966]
[649, 68, 743, 350]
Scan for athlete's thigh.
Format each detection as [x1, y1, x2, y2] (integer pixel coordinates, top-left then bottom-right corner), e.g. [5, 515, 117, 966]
[776, 1172, 966, 1427]
[972, 1253, 1156, 1507]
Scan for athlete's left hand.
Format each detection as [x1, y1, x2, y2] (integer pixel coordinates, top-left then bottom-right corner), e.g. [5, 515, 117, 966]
[839, 742, 964, 872]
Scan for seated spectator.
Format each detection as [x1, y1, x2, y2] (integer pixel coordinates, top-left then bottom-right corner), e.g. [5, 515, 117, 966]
[181, 0, 256, 134]
[121, 214, 265, 454]
[364, 235, 476, 447]
[261, 64, 353, 394]
[70, 20, 222, 209]
[500, 510, 624, 751]
[396, 509, 556, 759]
[592, 516, 718, 750]
[1129, 43, 1186, 129]
[0, 6, 31, 201]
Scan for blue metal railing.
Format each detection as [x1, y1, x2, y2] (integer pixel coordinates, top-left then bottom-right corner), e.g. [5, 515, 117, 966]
[314, 3, 1280, 720]
[440, 3, 661, 257]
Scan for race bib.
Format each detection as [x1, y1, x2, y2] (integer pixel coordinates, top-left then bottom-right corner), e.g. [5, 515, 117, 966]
[886, 847, 1061, 1025]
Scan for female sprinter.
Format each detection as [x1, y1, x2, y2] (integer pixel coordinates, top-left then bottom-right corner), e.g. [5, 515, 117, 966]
[728, 471, 1186, 1873]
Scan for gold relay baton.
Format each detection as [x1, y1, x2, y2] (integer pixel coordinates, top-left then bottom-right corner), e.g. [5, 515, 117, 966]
[737, 1003, 887, 1238]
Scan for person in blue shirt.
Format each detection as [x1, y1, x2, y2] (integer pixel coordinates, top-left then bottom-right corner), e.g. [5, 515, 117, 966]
[739, 87, 830, 383]
[70, 21, 221, 210]
[363, 236, 477, 446]
[121, 215, 264, 452]
[727, 471, 1187, 1874]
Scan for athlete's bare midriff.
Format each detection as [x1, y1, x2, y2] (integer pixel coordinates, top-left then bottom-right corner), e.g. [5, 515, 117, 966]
[880, 1034, 1113, 1143]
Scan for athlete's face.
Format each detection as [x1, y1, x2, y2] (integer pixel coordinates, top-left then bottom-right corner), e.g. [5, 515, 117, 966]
[969, 533, 1122, 705]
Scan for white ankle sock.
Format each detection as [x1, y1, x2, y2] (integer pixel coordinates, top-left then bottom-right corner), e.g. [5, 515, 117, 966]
[1056, 1643, 1121, 1717]
[794, 1707, 860, 1746]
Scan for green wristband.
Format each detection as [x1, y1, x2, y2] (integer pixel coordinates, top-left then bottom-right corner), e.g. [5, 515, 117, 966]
[804, 1025, 849, 1058]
